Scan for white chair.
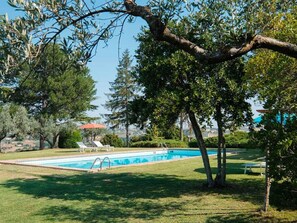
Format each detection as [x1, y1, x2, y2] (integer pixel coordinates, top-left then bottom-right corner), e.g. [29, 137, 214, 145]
[92, 141, 114, 151]
[243, 162, 266, 175]
[76, 142, 95, 152]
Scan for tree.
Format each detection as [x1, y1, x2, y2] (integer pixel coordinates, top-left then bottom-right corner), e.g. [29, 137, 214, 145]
[31, 116, 76, 149]
[246, 6, 297, 211]
[12, 105, 32, 139]
[0, 104, 31, 147]
[133, 28, 216, 186]
[11, 44, 97, 149]
[105, 49, 138, 147]
[134, 25, 252, 187]
[210, 59, 253, 186]
[0, 105, 14, 143]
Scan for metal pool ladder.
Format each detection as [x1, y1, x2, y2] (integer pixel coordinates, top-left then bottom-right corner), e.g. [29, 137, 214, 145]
[90, 157, 111, 171]
[161, 143, 168, 150]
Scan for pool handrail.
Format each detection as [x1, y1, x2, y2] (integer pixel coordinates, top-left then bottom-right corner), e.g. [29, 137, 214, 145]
[100, 157, 111, 169]
[90, 157, 102, 170]
[90, 157, 111, 170]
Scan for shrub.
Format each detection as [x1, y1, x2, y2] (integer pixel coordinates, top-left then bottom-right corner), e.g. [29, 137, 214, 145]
[58, 130, 82, 148]
[162, 126, 180, 140]
[130, 141, 160, 148]
[101, 134, 124, 147]
[130, 135, 150, 142]
[131, 139, 187, 148]
[188, 131, 253, 148]
[270, 181, 297, 209]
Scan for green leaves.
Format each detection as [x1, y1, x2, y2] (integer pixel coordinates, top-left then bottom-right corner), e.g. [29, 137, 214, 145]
[11, 43, 96, 120]
[0, 104, 31, 141]
[245, 6, 297, 113]
[105, 49, 138, 130]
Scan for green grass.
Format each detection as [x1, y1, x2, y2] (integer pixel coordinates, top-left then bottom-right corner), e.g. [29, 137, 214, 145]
[0, 149, 296, 223]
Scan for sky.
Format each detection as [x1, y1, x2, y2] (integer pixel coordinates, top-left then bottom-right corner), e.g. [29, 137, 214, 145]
[1, 1, 262, 123]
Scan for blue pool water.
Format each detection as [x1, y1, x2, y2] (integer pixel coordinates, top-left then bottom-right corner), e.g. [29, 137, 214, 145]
[20, 149, 216, 170]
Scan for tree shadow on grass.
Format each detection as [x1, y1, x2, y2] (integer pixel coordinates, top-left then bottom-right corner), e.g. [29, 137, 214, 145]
[2, 172, 202, 222]
[226, 150, 265, 161]
[1, 171, 281, 222]
[205, 211, 293, 223]
[194, 162, 265, 208]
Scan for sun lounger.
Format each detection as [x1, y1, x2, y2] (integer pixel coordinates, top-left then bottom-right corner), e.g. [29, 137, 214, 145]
[76, 142, 98, 152]
[243, 162, 266, 175]
[92, 141, 114, 151]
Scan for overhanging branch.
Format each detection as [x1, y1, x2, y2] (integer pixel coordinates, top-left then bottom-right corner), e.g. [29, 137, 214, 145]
[124, 0, 297, 63]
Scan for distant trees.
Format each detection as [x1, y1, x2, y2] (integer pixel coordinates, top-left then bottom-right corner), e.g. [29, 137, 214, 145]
[104, 50, 138, 147]
[0, 104, 31, 146]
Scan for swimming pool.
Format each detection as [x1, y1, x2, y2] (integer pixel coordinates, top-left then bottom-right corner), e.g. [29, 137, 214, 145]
[19, 149, 216, 171]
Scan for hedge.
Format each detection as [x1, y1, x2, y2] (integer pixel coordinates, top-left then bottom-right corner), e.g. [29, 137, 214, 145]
[189, 131, 253, 148]
[131, 139, 187, 148]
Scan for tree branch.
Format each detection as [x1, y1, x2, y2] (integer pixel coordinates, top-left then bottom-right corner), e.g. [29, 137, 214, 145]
[46, 8, 127, 45]
[124, 0, 297, 63]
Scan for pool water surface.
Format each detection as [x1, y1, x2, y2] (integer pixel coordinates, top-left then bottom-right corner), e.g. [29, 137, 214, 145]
[19, 149, 216, 171]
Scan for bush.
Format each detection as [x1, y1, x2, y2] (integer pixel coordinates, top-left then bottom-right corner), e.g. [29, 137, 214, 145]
[130, 135, 150, 142]
[162, 126, 180, 140]
[270, 181, 297, 209]
[101, 134, 124, 147]
[131, 139, 187, 148]
[58, 130, 82, 148]
[130, 141, 160, 148]
[189, 131, 253, 148]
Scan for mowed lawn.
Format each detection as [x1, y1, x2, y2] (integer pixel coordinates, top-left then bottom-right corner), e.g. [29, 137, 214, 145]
[0, 149, 296, 223]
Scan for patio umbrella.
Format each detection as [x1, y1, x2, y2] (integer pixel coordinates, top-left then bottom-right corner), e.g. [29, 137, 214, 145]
[79, 123, 106, 141]
[79, 123, 106, 129]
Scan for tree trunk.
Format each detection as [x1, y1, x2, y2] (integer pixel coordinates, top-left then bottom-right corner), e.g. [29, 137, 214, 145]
[188, 110, 214, 187]
[263, 148, 271, 212]
[126, 123, 129, 147]
[222, 144, 227, 183]
[215, 105, 226, 186]
[39, 134, 46, 150]
[51, 134, 59, 148]
[179, 113, 184, 141]
[46, 139, 53, 148]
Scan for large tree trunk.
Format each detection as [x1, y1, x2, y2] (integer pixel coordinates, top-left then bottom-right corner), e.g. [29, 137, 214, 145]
[222, 143, 227, 183]
[47, 134, 60, 148]
[179, 113, 184, 141]
[263, 148, 271, 212]
[39, 134, 46, 150]
[46, 139, 53, 148]
[215, 105, 226, 186]
[126, 124, 129, 147]
[188, 110, 214, 187]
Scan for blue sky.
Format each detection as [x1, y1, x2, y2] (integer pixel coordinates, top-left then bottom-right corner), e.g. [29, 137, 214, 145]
[1, 1, 262, 122]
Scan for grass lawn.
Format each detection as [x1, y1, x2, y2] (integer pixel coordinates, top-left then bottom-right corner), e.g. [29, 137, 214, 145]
[0, 148, 296, 223]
